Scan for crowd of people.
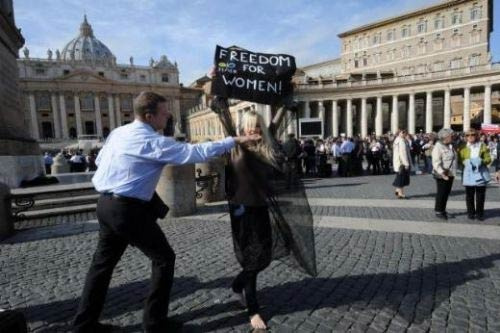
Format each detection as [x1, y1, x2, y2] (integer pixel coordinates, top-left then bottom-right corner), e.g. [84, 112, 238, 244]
[278, 130, 499, 180]
[43, 149, 98, 174]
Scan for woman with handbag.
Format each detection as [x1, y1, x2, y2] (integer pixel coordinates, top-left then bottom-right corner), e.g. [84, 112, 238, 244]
[458, 129, 492, 221]
[432, 129, 456, 220]
[392, 129, 412, 199]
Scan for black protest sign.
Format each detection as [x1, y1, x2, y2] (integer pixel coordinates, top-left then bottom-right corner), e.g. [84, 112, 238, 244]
[211, 45, 296, 105]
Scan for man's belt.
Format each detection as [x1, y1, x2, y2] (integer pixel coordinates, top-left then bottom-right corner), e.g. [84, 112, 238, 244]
[101, 192, 149, 204]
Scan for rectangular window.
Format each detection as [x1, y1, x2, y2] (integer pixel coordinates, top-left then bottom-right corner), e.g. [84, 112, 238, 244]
[434, 17, 444, 30]
[161, 74, 169, 82]
[402, 26, 409, 38]
[417, 21, 426, 34]
[120, 73, 128, 80]
[471, 7, 481, 21]
[354, 59, 359, 68]
[451, 58, 462, 69]
[140, 75, 146, 81]
[452, 12, 462, 25]
[98, 72, 104, 77]
[63, 70, 70, 75]
[35, 68, 46, 75]
[469, 54, 480, 67]
[387, 30, 394, 41]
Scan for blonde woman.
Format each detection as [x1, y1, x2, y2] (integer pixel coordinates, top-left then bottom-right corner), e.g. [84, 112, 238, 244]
[225, 108, 286, 331]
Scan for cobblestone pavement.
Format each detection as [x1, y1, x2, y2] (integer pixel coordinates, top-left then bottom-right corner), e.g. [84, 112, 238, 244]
[1, 174, 500, 332]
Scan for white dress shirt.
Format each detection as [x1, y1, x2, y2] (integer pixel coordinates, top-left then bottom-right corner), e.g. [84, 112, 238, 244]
[92, 120, 235, 201]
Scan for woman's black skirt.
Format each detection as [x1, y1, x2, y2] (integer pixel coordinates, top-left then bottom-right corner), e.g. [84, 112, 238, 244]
[229, 204, 272, 272]
[393, 169, 410, 188]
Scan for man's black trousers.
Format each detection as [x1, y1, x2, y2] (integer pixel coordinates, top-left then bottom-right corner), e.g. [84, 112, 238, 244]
[73, 194, 175, 332]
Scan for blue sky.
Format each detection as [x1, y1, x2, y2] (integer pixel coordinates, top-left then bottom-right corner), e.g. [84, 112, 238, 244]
[14, 0, 500, 85]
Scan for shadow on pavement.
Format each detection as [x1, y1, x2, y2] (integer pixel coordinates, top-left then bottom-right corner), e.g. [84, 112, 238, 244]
[20, 253, 500, 332]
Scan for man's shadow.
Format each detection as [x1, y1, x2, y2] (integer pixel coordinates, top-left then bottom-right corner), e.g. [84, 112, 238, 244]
[23, 254, 500, 332]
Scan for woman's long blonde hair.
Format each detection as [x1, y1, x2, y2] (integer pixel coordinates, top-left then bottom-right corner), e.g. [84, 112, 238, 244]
[236, 110, 279, 168]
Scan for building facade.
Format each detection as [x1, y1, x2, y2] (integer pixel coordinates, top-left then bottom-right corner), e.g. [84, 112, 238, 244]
[187, 0, 499, 142]
[18, 15, 199, 141]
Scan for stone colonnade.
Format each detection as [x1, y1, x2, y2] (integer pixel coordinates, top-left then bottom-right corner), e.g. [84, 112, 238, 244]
[299, 83, 493, 137]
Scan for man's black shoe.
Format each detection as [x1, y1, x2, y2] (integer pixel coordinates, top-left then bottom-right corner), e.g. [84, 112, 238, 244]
[476, 215, 485, 221]
[468, 214, 476, 220]
[435, 212, 448, 220]
[145, 319, 183, 333]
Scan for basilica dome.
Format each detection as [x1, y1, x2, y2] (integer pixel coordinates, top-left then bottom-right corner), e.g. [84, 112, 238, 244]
[61, 15, 115, 65]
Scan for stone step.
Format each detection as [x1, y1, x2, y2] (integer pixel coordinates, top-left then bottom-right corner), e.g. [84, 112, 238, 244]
[11, 182, 96, 200]
[19, 203, 97, 220]
[30, 194, 99, 209]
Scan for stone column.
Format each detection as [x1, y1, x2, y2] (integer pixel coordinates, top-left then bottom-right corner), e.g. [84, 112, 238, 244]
[114, 95, 122, 126]
[426, 91, 433, 133]
[375, 96, 383, 136]
[408, 93, 416, 134]
[332, 100, 338, 137]
[28, 93, 39, 140]
[484, 85, 492, 125]
[74, 93, 83, 136]
[463, 87, 471, 132]
[107, 94, 115, 129]
[444, 89, 451, 129]
[391, 95, 399, 134]
[59, 94, 69, 138]
[94, 94, 103, 137]
[361, 98, 367, 138]
[156, 164, 196, 217]
[346, 99, 353, 137]
[318, 100, 325, 120]
[318, 101, 325, 137]
[304, 100, 311, 118]
[51, 93, 61, 138]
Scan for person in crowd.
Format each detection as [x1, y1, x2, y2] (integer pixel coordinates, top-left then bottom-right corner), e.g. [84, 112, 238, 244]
[392, 129, 412, 199]
[86, 152, 98, 172]
[380, 137, 392, 174]
[364, 137, 374, 173]
[303, 139, 316, 176]
[352, 137, 364, 176]
[432, 129, 456, 220]
[340, 135, 355, 177]
[43, 152, 53, 175]
[458, 129, 492, 221]
[369, 138, 382, 175]
[488, 135, 498, 170]
[73, 91, 260, 333]
[422, 136, 434, 174]
[70, 151, 87, 172]
[332, 138, 342, 176]
[282, 133, 300, 188]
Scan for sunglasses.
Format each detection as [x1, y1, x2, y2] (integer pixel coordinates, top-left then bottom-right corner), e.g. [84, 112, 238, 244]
[465, 134, 477, 137]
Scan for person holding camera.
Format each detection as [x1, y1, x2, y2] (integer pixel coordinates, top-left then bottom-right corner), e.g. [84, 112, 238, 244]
[432, 129, 456, 220]
[458, 129, 492, 221]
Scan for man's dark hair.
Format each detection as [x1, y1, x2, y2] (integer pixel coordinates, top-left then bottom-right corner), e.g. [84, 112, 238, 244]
[133, 91, 167, 118]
